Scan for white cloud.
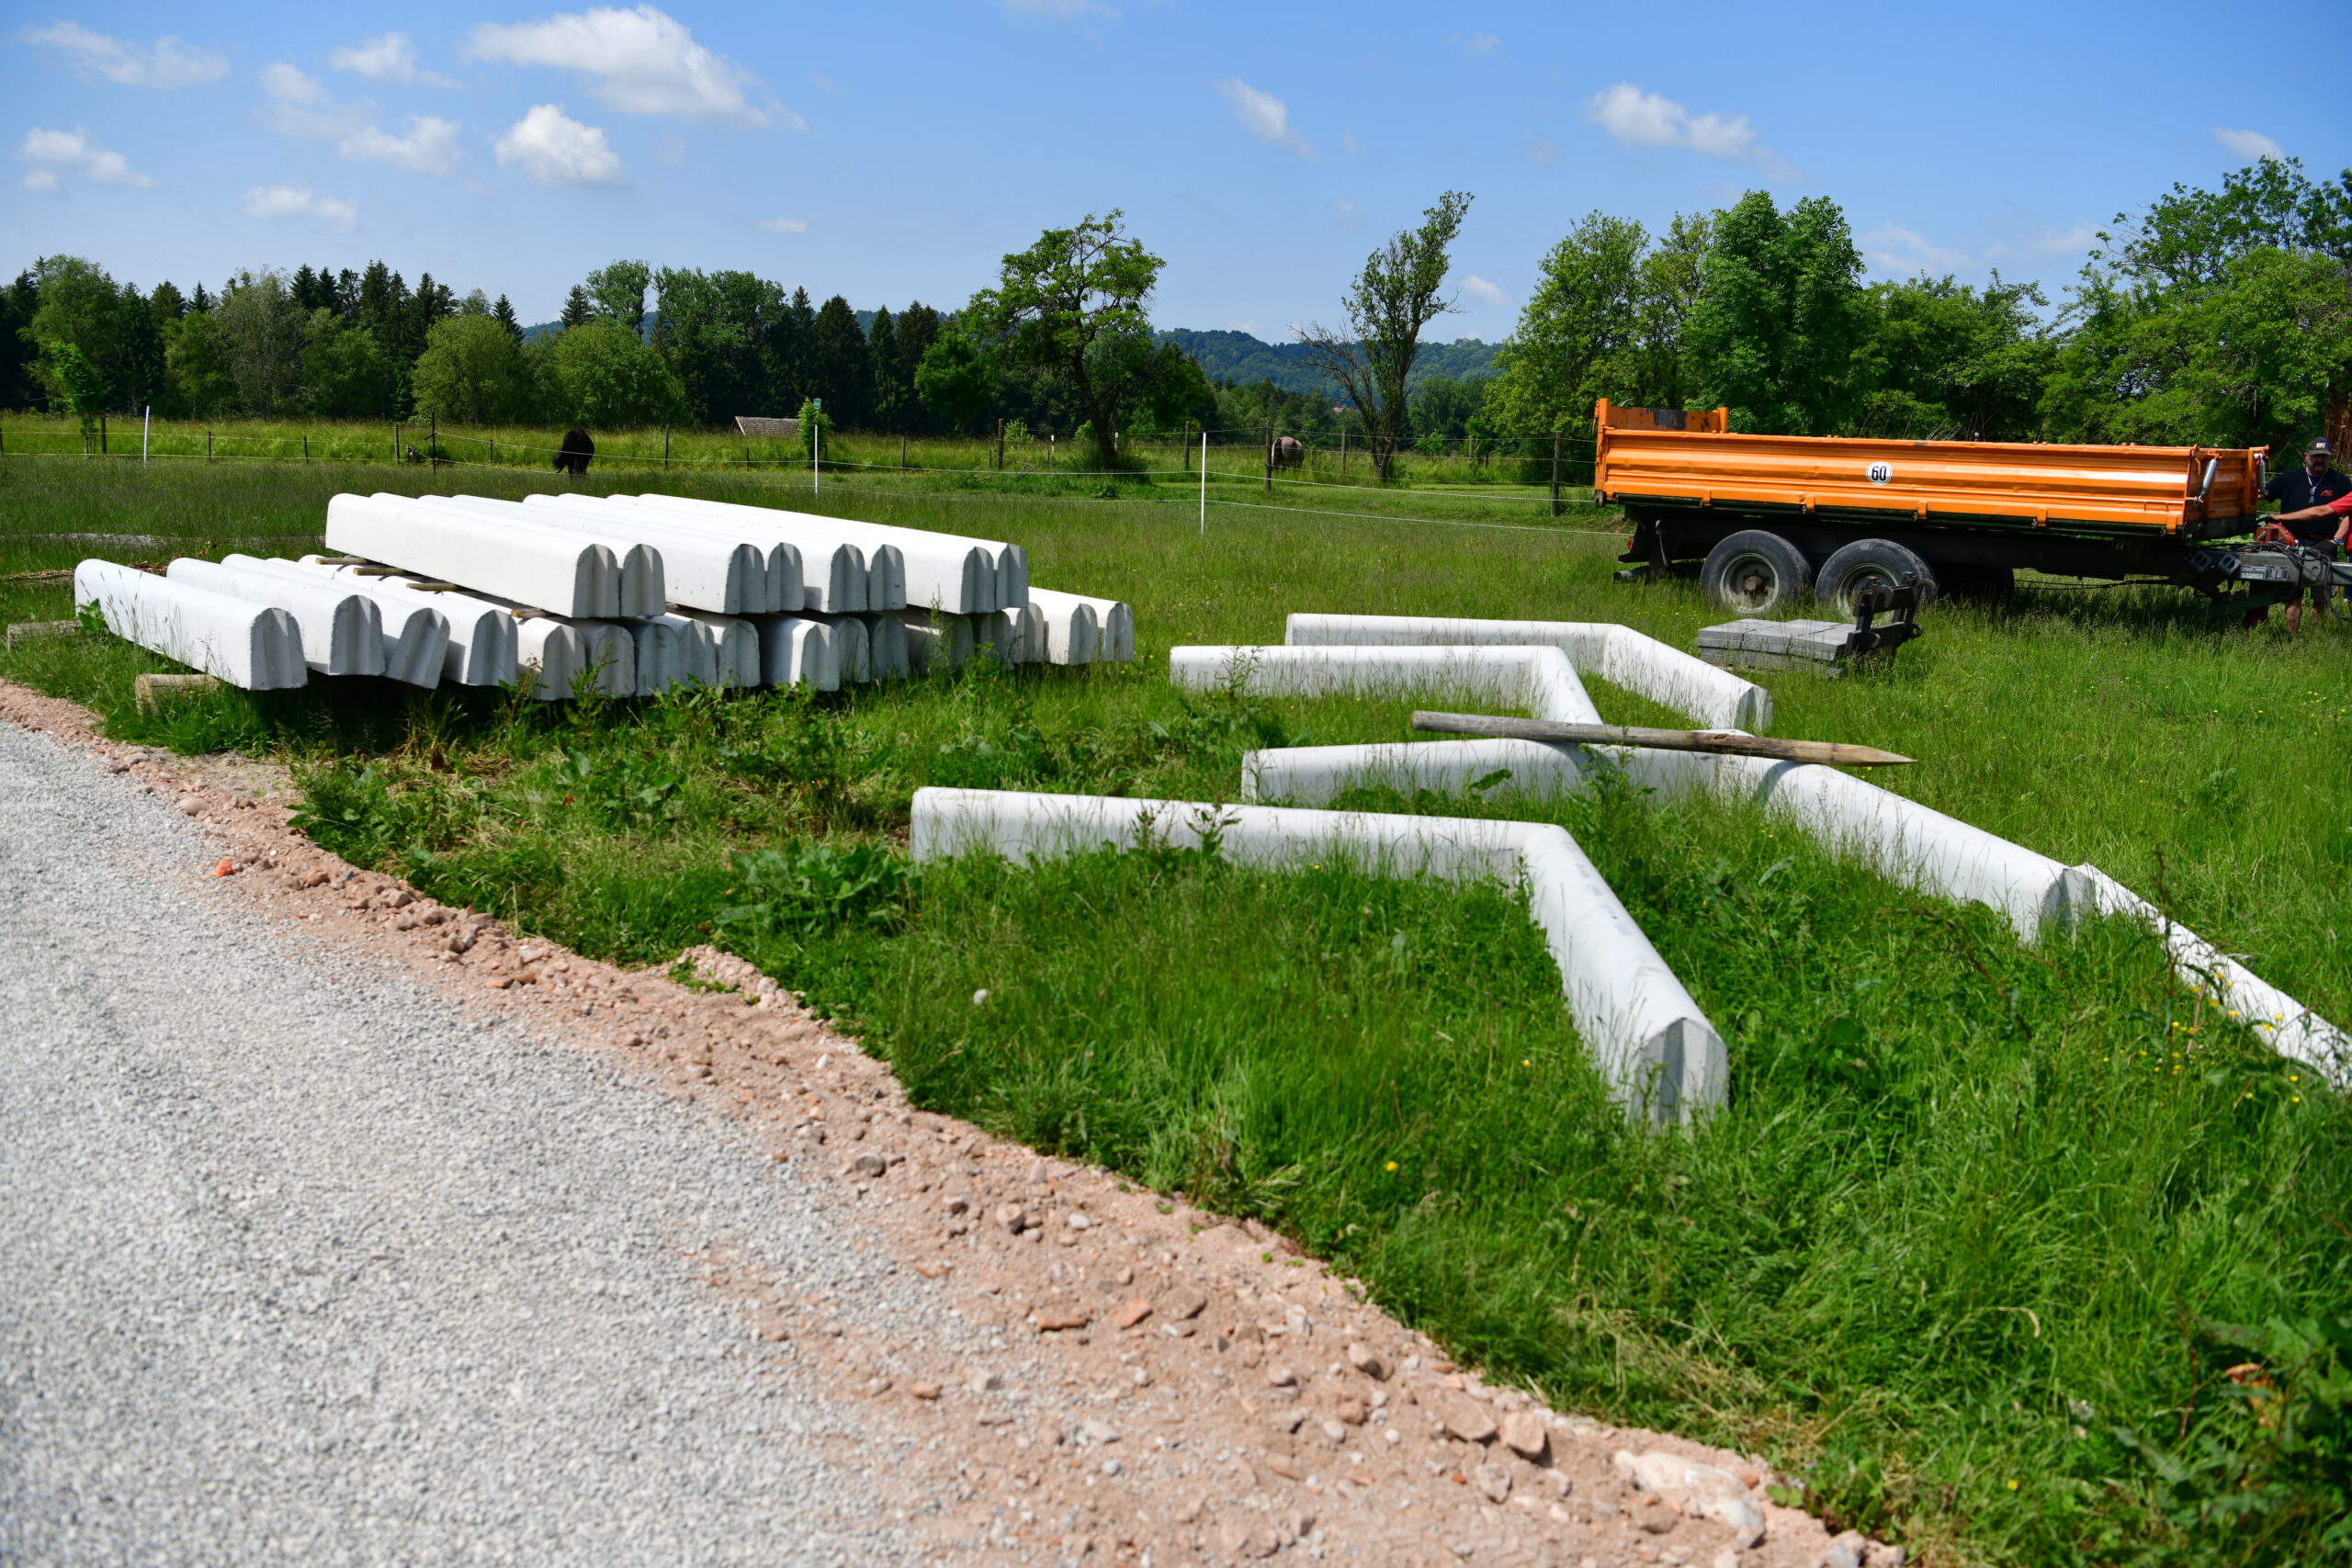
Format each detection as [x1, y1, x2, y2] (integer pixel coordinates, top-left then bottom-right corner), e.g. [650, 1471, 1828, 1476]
[342, 116, 463, 175]
[1586, 82, 1757, 158]
[495, 103, 623, 185]
[1860, 223, 1972, 273]
[1341, 129, 1363, 155]
[242, 184, 358, 232]
[2213, 127, 2283, 163]
[17, 126, 154, 189]
[18, 21, 227, 87]
[1459, 273, 1510, 306]
[467, 6, 768, 126]
[329, 31, 457, 86]
[1330, 198, 1355, 213]
[757, 216, 807, 232]
[260, 66, 461, 174]
[1453, 31, 1498, 55]
[1524, 133, 1559, 164]
[1211, 77, 1312, 159]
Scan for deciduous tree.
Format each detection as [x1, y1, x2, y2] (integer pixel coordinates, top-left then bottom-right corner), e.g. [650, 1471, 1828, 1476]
[1296, 191, 1474, 479]
[964, 210, 1170, 466]
[1687, 191, 1871, 435]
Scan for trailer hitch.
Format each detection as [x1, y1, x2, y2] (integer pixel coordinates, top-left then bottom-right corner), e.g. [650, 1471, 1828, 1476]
[1844, 574, 1926, 666]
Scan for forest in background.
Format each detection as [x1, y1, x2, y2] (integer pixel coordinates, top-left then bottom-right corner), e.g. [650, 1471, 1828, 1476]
[6, 156, 2347, 458]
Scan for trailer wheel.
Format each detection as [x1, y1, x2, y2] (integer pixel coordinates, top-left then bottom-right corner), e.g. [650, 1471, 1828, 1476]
[1701, 531, 1812, 615]
[1815, 539, 1938, 616]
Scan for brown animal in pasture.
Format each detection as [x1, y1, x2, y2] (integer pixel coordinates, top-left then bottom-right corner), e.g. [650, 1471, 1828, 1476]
[1271, 435, 1306, 469]
[553, 429, 595, 475]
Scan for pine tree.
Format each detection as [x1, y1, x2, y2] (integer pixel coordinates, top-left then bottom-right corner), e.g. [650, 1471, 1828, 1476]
[494, 294, 523, 343]
[867, 306, 902, 432]
[811, 295, 868, 427]
[897, 301, 939, 433]
[560, 285, 594, 331]
[188, 282, 213, 313]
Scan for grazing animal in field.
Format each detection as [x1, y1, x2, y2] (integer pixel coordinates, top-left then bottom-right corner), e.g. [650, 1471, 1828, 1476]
[1271, 435, 1306, 469]
[553, 429, 595, 475]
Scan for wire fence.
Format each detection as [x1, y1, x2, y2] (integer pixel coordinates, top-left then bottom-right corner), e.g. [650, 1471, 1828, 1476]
[0, 414, 1610, 512]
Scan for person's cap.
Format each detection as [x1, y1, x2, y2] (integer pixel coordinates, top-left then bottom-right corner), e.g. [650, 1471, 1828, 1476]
[2308, 438, 2335, 457]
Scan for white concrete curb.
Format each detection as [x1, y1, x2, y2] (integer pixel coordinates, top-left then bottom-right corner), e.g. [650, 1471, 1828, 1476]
[166, 558, 387, 678]
[752, 615, 841, 691]
[616, 494, 1028, 611]
[1172, 645, 1603, 725]
[2058, 865, 2351, 1085]
[1284, 615, 1770, 732]
[300, 560, 519, 687]
[476, 495, 771, 615]
[670, 610, 763, 688]
[231, 555, 447, 688]
[73, 560, 307, 691]
[324, 493, 644, 619]
[578, 494, 898, 613]
[909, 787, 1726, 1124]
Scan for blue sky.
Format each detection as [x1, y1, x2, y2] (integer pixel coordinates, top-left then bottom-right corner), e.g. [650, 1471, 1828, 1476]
[6, 0, 2345, 339]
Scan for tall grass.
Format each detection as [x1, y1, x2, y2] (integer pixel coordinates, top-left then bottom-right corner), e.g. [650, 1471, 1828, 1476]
[5, 460, 2349, 1565]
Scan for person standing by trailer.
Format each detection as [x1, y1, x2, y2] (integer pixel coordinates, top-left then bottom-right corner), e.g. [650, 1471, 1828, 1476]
[2262, 440, 2352, 630]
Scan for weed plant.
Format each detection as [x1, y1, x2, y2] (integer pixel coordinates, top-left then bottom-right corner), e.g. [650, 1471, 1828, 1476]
[4, 458, 2350, 1563]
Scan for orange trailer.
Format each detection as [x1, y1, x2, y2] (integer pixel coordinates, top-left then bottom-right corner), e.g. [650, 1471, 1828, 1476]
[1591, 400, 2270, 614]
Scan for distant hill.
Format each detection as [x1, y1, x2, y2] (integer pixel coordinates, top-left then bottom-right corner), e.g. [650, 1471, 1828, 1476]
[520, 319, 1503, 395]
[1155, 329, 1498, 395]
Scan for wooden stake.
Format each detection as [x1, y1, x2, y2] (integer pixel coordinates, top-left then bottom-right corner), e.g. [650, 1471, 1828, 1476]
[1408, 710, 1916, 767]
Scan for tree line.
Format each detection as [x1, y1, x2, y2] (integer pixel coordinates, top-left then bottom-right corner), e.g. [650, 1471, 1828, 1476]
[7, 156, 2347, 469]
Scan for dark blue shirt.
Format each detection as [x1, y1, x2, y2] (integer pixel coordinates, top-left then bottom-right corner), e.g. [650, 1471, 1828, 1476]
[2267, 465, 2352, 536]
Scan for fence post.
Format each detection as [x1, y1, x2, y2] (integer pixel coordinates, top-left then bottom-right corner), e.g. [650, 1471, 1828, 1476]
[1182, 421, 1192, 470]
[393, 422, 400, 462]
[303, 432, 310, 463]
[900, 434, 907, 471]
[1550, 432, 1562, 518]
[664, 429, 671, 469]
[1340, 429, 1348, 479]
[487, 434, 493, 467]
[1263, 423, 1273, 494]
[206, 429, 213, 463]
[996, 418, 1005, 472]
[429, 414, 437, 469]
[99, 412, 107, 457]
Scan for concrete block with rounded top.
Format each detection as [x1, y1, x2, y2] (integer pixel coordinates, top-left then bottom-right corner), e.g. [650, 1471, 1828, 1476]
[1022, 592, 1099, 665]
[615, 493, 1014, 611]
[899, 611, 974, 674]
[583, 493, 876, 612]
[858, 613, 910, 681]
[74, 559, 307, 691]
[1173, 644, 1602, 725]
[669, 610, 763, 687]
[400, 495, 664, 617]
[1284, 614, 1769, 731]
[523, 493, 807, 614]
[301, 564, 517, 687]
[479, 496, 768, 615]
[229, 555, 447, 688]
[514, 616, 635, 700]
[324, 493, 630, 619]
[751, 615, 840, 691]
[166, 558, 385, 677]
[630, 616, 688, 694]
[910, 787, 1724, 1124]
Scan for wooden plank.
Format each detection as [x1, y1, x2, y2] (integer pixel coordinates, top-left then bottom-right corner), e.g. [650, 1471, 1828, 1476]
[1408, 710, 1915, 768]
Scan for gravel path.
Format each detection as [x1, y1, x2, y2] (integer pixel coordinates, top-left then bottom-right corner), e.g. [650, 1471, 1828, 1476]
[0, 719, 933, 1566]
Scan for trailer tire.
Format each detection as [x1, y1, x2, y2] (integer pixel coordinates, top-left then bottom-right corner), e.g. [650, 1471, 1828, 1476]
[1815, 539, 1938, 616]
[1701, 530, 1813, 615]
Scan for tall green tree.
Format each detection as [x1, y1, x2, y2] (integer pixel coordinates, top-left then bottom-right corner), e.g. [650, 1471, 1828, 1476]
[493, 294, 523, 344]
[212, 269, 306, 416]
[2043, 159, 2352, 451]
[164, 310, 236, 416]
[549, 317, 684, 427]
[866, 306, 905, 432]
[914, 321, 997, 432]
[809, 295, 869, 427]
[560, 286, 594, 331]
[1486, 211, 1649, 436]
[1856, 275, 2053, 441]
[300, 310, 393, 417]
[1687, 191, 1872, 434]
[0, 270, 40, 409]
[651, 267, 780, 425]
[24, 255, 126, 410]
[115, 280, 168, 413]
[410, 313, 530, 423]
[1296, 191, 1475, 479]
[895, 301, 940, 431]
[585, 260, 651, 337]
[964, 210, 1172, 465]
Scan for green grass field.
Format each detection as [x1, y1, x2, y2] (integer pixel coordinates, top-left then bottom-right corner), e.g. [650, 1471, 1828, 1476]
[5, 453, 2348, 1567]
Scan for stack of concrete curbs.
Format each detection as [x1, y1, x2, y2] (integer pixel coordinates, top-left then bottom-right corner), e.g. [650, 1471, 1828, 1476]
[72, 560, 308, 691]
[1220, 615, 2347, 1084]
[75, 490, 1135, 698]
[1170, 643, 1605, 724]
[910, 787, 1726, 1124]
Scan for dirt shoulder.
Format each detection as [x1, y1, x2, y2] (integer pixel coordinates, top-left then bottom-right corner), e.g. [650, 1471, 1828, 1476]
[0, 677, 1893, 1568]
